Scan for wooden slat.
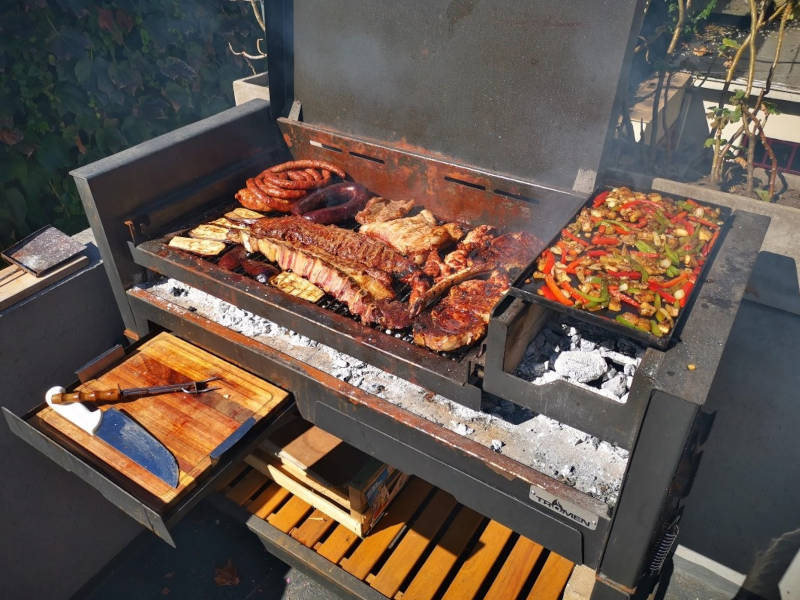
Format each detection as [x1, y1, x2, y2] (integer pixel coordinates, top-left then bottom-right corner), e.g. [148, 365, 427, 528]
[267, 496, 313, 533]
[316, 525, 361, 564]
[483, 536, 544, 600]
[370, 490, 458, 597]
[526, 552, 575, 600]
[0, 255, 88, 311]
[400, 507, 484, 600]
[248, 482, 292, 519]
[440, 520, 514, 600]
[291, 509, 337, 547]
[248, 456, 363, 534]
[340, 477, 433, 580]
[226, 469, 270, 506]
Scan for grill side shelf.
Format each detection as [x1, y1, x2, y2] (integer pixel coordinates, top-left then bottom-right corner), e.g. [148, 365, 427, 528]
[130, 239, 483, 409]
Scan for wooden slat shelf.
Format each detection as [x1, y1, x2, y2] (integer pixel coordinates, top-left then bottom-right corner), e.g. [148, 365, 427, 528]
[219, 466, 576, 600]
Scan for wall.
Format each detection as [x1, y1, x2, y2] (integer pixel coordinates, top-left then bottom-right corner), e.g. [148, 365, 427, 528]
[0, 230, 140, 600]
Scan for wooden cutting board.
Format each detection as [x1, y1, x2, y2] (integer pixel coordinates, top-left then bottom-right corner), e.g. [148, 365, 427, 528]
[36, 332, 289, 506]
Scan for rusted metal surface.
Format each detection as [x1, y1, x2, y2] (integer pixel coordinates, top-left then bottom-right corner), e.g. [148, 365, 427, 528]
[2, 226, 86, 276]
[279, 117, 585, 237]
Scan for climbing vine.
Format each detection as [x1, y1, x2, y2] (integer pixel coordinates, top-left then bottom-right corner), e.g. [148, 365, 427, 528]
[0, 0, 257, 249]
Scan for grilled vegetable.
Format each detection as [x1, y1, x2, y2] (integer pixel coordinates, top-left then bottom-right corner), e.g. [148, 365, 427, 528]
[188, 224, 233, 241]
[168, 236, 226, 256]
[225, 207, 264, 222]
[270, 271, 325, 302]
[531, 187, 724, 338]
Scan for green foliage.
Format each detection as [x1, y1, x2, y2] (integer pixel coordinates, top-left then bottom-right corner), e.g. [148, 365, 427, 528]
[0, 0, 257, 249]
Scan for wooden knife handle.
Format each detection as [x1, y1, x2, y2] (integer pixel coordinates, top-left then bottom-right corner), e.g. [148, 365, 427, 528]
[49, 389, 122, 404]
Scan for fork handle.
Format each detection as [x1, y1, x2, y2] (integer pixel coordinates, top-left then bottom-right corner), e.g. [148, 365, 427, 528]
[48, 389, 122, 404]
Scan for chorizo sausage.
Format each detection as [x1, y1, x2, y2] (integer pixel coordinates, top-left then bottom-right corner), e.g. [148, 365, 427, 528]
[269, 160, 346, 179]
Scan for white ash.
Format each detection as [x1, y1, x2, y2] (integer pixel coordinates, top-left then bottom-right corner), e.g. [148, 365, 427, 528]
[515, 318, 645, 403]
[453, 422, 475, 436]
[142, 278, 629, 507]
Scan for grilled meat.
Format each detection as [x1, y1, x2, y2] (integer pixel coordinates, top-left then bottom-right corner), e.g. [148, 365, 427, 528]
[359, 210, 464, 263]
[241, 231, 410, 329]
[251, 216, 418, 282]
[413, 271, 510, 351]
[355, 197, 415, 225]
[409, 229, 537, 315]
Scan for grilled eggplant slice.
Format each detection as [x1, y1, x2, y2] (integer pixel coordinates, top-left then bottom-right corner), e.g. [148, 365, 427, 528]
[168, 236, 226, 256]
[270, 271, 325, 302]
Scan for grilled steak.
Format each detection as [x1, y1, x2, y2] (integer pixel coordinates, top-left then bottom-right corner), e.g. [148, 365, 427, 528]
[410, 229, 537, 315]
[359, 210, 464, 263]
[251, 216, 418, 282]
[355, 197, 415, 225]
[241, 231, 410, 329]
[413, 271, 510, 351]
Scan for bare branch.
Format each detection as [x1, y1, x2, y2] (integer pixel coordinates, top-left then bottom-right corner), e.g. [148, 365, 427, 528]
[227, 41, 267, 61]
[249, 0, 266, 32]
[667, 0, 685, 55]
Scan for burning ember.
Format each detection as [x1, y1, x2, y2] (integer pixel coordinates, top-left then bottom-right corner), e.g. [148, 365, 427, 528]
[515, 319, 645, 403]
[143, 278, 630, 507]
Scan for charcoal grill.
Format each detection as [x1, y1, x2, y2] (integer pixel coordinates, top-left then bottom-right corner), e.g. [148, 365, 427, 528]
[3, 2, 771, 599]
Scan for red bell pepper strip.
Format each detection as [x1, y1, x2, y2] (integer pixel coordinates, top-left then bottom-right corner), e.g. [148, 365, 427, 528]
[609, 270, 642, 280]
[542, 250, 555, 274]
[591, 235, 619, 246]
[557, 240, 569, 257]
[565, 257, 588, 273]
[679, 281, 693, 307]
[611, 290, 641, 308]
[587, 249, 609, 257]
[562, 229, 589, 247]
[545, 274, 573, 306]
[592, 190, 610, 207]
[702, 230, 720, 257]
[671, 211, 688, 223]
[539, 285, 558, 301]
[684, 198, 699, 207]
[657, 273, 688, 288]
[688, 215, 718, 229]
[648, 281, 677, 303]
[632, 251, 660, 258]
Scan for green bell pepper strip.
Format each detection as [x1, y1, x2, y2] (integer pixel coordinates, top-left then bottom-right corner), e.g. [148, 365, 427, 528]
[650, 320, 663, 337]
[629, 256, 649, 284]
[635, 240, 656, 254]
[665, 246, 680, 266]
[665, 265, 680, 278]
[616, 314, 649, 332]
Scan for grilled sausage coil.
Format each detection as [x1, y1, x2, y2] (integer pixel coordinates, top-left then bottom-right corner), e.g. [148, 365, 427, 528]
[236, 160, 347, 213]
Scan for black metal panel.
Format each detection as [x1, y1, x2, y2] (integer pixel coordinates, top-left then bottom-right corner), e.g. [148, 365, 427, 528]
[484, 297, 661, 450]
[128, 288, 614, 567]
[289, 0, 645, 191]
[598, 391, 698, 589]
[2, 406, 174, 545]
[69, 100, 288, 334]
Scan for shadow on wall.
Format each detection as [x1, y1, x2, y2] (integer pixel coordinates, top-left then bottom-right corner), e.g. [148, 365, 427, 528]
[680, 251, 800, 594]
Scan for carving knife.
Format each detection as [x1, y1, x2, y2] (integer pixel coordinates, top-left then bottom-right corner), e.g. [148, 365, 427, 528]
[45, 385, 181, 487]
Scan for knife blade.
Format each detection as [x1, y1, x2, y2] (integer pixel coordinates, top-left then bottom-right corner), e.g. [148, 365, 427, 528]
[46, 386, 180, 487]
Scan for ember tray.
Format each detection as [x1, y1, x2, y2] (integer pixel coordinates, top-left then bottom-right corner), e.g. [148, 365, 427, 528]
[511, 190, 732, 350]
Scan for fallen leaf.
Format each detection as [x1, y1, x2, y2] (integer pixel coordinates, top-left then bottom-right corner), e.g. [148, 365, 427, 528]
[115, 9, 134, 33]
[97, 8, 114, 32]
[75, 135, 86, 155]
[0, 128, 23, 145]
[161, 587, 170, 596]
[214, 559, 239, 586]
[692, 46, 710, 56]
